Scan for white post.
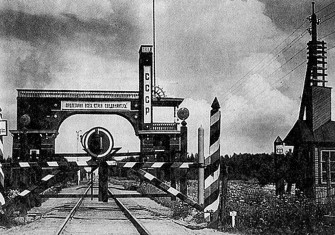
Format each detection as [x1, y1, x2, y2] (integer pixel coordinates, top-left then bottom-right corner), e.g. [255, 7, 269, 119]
[198, 126, 204, 206]
[230, 211, 237, 228]
[77, 170, 80, 185]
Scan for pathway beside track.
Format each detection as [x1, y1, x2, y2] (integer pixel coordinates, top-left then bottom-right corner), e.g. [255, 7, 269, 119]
[1, 181, 230, 235]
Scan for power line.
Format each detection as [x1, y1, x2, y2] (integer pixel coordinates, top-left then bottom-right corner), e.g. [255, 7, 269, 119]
[251, 60, 307, 102]
[221, 1, 334, 112]
[320, 30, 335, 40]
[264, 47, 306, 80]
[327, 44, 335, 51]
[321, 9, 335, 19]
[321, 13, 335, 24]
[223, 59, 307, 112]
[316, 1, 335, 14]
[222, 25, 308, 101]
[256, 31, 308, 76]
[221, 20, 308, 99]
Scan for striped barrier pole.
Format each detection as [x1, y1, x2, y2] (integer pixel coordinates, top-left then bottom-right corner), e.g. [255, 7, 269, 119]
[2, 170, 60, 212]
[0, 108, 5, 206]
[18, 170, 60, 198]
[204, 97, 221, 227]
[0, 161, 197, 169]
[133, 168, 203, 211]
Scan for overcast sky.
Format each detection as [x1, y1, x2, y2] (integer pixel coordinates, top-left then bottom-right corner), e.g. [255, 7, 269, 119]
[1, 0, 335, 157]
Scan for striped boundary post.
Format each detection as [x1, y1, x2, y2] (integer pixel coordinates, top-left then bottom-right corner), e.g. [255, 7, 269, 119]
[0, 109, 5, 206]
[204, 97, 221, 227]
[133, 169, 203, 211]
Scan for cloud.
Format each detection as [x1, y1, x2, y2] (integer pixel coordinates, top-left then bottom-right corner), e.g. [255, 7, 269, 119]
[222, 73, 298, 153]
[1, 0, 334, 157]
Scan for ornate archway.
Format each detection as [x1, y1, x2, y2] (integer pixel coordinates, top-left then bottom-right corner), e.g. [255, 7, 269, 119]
[10, 45, 184, 161]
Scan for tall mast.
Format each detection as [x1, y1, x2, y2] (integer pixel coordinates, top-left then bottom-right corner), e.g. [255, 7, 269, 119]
[299, 2, 328, 127]
[153, 0, 156, 89]
[311, 2, 317, 43]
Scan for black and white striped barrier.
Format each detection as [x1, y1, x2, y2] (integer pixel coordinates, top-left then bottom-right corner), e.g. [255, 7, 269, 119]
[0, 161, 199, 169]
[18, 170, 60, 197]
[118, 162, 197, 169]
[133, 169, 203, 211]
[2, 170, 60, 211]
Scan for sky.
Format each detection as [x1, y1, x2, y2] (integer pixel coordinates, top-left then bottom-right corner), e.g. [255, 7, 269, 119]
[1, 0, 335, 157]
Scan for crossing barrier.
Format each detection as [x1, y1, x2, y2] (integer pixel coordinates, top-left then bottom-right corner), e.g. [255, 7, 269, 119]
[0, 161, 198, 169]
[133, 168, 203, 211]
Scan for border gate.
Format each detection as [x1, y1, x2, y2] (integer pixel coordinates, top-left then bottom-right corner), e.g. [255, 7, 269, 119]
[1, 45, 224, 228]
[10, 45, 183, 163]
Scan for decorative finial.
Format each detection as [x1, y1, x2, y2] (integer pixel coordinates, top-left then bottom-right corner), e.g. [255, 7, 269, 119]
[211, 97, 220, 110]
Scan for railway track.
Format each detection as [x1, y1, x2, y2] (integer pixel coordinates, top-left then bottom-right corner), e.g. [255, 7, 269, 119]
[52, 183, 151, 235]
[55, 183, 91, 235]
[108, 189, 151, 235]
[4, 180, 203, 235]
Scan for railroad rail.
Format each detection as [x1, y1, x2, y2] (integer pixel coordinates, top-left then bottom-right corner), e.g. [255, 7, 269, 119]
[55, 183, 91, 235]
[108, 189, 151, 235]
[47, 182, 152, 235]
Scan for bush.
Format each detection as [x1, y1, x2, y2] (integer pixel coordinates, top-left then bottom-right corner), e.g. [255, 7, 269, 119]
[225, 181, 335, 234]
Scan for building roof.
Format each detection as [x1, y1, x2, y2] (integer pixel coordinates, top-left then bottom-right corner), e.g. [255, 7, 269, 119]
[284, 120, 335, 145]
[314, 121, 335, 143]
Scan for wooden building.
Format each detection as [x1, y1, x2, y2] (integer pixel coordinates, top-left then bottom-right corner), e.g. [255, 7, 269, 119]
[284, 3, 334, 198]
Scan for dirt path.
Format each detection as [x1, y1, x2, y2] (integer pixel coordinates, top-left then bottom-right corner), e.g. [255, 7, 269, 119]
[1, 183, 234, 235]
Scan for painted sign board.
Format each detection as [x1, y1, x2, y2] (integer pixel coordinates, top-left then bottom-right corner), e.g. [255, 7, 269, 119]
[83, 127, 114, 158]
[141, 46, 152, 53]
[0, 120, 7, 136]
[143, 66, 152, 123]
[61, 101, 131, 111]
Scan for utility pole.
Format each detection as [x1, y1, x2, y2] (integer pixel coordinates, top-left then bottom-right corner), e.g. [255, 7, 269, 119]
[76, 130, 82, 185]
[76, 130, 82, 153]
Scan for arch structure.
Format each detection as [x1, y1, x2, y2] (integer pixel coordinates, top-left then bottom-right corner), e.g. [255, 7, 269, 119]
[10, 45, 183, 161]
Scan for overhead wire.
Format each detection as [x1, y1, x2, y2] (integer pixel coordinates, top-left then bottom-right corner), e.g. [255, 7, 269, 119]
[320, 30, 335, 40]
[327, 44, 335, 51]
[222, 1, 335, 110]
[316, 1, 335, 14]
[256, 31, 308, 76]
[221, 20, 308, 101]
[264, 47, 306, 80]
[247, 60, 307, 105]
[222, 26, 308, 101]
[223, 59, 307, 112]
[320, 13, 335, 25]
[321, 10, 335, 20]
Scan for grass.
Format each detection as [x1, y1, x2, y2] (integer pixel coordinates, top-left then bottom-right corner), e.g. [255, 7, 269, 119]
[224, 181, 335, 234]
[115, 174, 335, 234]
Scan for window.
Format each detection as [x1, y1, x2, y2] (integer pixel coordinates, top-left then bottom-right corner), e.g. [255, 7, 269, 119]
[321, 150, 335, 184]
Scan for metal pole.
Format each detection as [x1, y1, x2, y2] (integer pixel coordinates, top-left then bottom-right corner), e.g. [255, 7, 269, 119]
[76, 130, 82, 186]
[198, 126, 204, 206]
[180, 121, 188, 195]
[98, 162, 108, 202]
[91, 170, 93, 200]
[153, 0, 156, 88]
[220, 162, 228, 226]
